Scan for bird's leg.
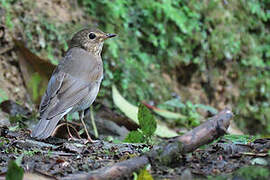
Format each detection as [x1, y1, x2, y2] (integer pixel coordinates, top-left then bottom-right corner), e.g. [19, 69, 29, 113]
[65, 115, 75, 140]
[79, 110, 94, 143]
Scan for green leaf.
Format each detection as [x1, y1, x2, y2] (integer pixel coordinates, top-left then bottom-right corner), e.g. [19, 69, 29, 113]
[133, 172, 138, 180]
[137, 169, 154, 180]
[224, 135, 255, 144]
[194, 104, 218, 114]
[138, 104, 157, 137]
[28, 73, 42, 102]
[6, 160, 24, 180]
[112, 85, 178, 137]
[112, 85, 138, 123]
[15, 154, 23, 167]
[152, 107, 185, 119]
[124, 131, 144, 143]
[251, 158, 268, 166]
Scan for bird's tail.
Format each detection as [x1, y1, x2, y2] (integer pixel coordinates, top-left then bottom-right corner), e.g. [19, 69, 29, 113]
[31, 113, 64, 140]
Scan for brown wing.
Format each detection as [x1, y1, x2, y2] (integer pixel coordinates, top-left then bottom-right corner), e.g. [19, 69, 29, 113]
[31, 47, 102, 139]
[32, 70, 92, 139]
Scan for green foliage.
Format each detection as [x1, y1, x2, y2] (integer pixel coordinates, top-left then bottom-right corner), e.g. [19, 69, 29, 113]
[28, 73, 42, 102]
[2, 0, 270, 134]
[207, 166, 270, 180]
[0, 137, 8, 147]
[79, 0, 203, 102]
[250, 158, 268, 166]
[1, 0, 70, 64]
[8, 124, 20, 131]
[235, 166, 269, 180]
[178, 101, 202, 127]
[158, 98, 216, 127]
[23, 16, 69, 65]
[125, 104, 157, 143]
[79, 0, 270, 134]
[125, 131, 144, 143]
[0, 0, 15, 29]
[137, 168, 154, 180]
[236, 70, 270, 134]
[6, 159, 24, 180]
[138, 104, 157, 136]
[223, 134, 256, 144]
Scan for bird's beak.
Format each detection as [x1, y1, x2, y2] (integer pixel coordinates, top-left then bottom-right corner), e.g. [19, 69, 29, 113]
[105, 33, 117, 39]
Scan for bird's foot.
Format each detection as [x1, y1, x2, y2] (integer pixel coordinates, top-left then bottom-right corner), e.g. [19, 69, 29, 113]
[82, 137, 98, 144]
[67, 136, 79, 141]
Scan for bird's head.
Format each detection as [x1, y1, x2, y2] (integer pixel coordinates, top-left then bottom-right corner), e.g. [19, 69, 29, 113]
[69, 28, 116, 56]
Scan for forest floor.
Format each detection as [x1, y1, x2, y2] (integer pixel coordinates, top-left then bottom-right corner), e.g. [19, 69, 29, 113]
[0, 125, 269, 179]
[0, 100, 269, 179]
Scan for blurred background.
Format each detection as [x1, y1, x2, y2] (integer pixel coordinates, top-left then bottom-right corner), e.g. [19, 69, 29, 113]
[0, 0, 269, 136]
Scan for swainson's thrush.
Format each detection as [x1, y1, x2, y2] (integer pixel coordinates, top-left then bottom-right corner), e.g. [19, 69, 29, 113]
[31, 28, 116, 140]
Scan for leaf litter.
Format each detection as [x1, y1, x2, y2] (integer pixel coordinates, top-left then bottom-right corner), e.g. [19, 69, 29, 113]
[0, 123, 269, 179]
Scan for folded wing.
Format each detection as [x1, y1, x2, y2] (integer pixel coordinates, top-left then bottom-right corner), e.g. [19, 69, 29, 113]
[31, 69, 91, 139]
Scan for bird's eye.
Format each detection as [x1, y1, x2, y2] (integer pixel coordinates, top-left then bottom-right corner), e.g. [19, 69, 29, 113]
[88, 33, 96, 39]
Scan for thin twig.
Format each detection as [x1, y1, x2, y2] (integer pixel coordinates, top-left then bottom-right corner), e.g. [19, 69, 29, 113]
[90, 106, 98, 138]
[63, 108, 233, 180]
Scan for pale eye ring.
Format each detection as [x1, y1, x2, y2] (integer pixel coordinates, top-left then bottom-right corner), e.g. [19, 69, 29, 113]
[89, 33, 96, 39]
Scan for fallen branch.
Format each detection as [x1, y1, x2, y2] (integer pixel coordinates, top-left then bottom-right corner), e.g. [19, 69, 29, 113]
[63, 108, 233, 180]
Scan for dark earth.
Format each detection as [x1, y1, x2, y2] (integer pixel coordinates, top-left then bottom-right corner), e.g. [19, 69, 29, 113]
[0, 126, 269, 179]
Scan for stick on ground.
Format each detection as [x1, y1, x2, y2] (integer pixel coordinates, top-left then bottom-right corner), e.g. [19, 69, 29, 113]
[63, 108, 233, 180]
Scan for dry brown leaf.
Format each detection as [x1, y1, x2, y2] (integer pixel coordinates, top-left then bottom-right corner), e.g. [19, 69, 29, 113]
[13, 38, 56, 105]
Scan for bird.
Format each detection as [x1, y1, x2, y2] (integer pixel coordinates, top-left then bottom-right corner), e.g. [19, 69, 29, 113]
[31, 28, 116, 140]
